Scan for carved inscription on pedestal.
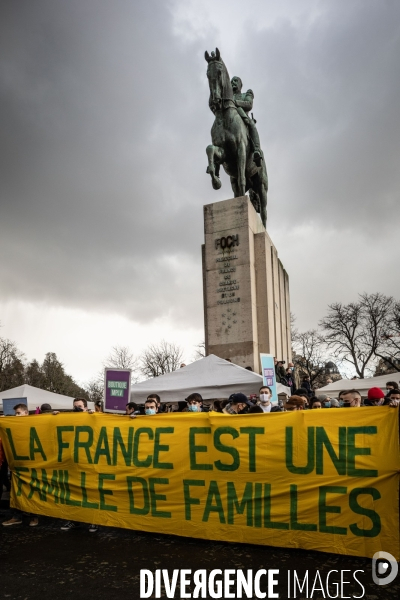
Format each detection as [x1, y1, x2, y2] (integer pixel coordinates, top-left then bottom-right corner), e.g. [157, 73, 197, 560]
[214, 234, 241, 334]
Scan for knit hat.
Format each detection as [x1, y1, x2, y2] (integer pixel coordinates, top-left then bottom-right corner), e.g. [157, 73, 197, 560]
[317, 394, 329, 402]
[367, 387, 385, 400]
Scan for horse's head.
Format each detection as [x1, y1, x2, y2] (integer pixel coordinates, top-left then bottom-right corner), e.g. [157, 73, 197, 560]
[205, 48, 233, 111]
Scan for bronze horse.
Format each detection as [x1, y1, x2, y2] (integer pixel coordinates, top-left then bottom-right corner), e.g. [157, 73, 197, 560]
[205, 48, 268, 227]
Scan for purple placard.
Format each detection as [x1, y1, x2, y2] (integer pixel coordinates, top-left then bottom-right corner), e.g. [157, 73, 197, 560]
[104, 368, 132, 413]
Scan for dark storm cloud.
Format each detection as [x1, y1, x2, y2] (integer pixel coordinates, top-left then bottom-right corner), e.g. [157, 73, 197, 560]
[0, 0, 214, 325]
[1, 0, 399, 330]
[230, 1, 400, 229]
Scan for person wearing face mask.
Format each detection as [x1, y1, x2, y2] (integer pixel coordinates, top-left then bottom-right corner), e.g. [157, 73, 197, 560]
[384, 381, 399, 401]
[341, 390, 362, 408]
[317, 394, 332, 408]
[53, 397, 95, 415]
[258, 386, 282, 413]
[223, 393, 250, 414]
[186, 393, 203, 413]
[144, 397, 159, 415]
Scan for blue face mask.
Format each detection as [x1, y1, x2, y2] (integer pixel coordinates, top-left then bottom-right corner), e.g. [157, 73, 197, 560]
[323, 401, 331, 408]
[188, 404, 200, 412]
[145, 408, 156, 415]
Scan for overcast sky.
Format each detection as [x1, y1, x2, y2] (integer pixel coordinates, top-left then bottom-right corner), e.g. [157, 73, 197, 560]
[1, 0, 399, 383]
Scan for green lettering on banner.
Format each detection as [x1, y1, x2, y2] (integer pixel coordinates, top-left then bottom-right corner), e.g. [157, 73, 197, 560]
[14, 466, 29, 496]
[127, 476, 150, 515]
[316, 427, 346, 475]
[149, 478, 171, 518]
[183, 479, 205, 520]
[133, 428, 153, 468]
[290, 484, 317, 531]
[29, 428, 47, 461]
[27, 468, 46, 501]
[347, 427, 378, 477]
[189, 427, 213, 470]
[6, 428, 29, 461]
[64, 470, 82, 507]
[74, 426, 94, 464]
[112, 427, 134, 466]
[153, 428, 174, 469]
[58, 469, 66, 504]
[254, 482, 263, 528]
[94, 427, 112, 465]
[263, 483, 289, 530]
[214, 427, 240, 471]
[227, 481, 253, 526]
[41, 469, 60, 503]
[318, 486, 347, 535]
[80, 471, 99, 509]
[202, 481, 226, 523]
[57, 426, 74, 462]
[240, 427, 264, 472]
[349, 487, 381, 537]
[286, 427, 315, 474]
[98, 474, 117, 512]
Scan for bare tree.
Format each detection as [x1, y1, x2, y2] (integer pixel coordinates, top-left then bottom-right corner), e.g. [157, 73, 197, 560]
[84, 379, 104, 403]
[139, 340, 183, 379]
[320, 292, 392, 378]
[0, 337, 25, 391]
[375, 299, 400, 372]
[290, 312, 298, 342]
[292, 329, 335, 388]
[104, 345, 137, 370]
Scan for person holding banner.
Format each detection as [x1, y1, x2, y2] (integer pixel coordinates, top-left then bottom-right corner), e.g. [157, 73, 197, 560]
[222, 393, 250, 414]
[341, 389, 362, 408]
[125, 402, 138, 415]
[186, 393, 203, 413]
[143, 395, 160, 415]
[284, 395, 306, 411]
[258, 386, 283, 413]
[2, 404, 39, 528]
[57, 398, 98, 532]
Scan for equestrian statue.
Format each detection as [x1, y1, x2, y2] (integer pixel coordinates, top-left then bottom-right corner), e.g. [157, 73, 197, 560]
[205, 48, 268, 227]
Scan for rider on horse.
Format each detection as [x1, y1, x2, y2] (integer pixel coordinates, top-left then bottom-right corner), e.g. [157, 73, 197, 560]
[231, 76, 263, 167]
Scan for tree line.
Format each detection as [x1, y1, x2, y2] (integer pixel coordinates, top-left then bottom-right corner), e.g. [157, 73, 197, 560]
[0, 336, 185, 404]
[292, 292, 400, 386]
[0, 340, 88, 399]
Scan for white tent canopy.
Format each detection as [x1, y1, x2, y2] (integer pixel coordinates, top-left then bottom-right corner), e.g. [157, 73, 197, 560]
[315, 373, 400, 398]
[0, 384, 84, 412]
[130, 354, 291, 403]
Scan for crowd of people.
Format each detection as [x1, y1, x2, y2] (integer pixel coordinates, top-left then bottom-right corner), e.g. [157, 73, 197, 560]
[1, 378, 399, 530]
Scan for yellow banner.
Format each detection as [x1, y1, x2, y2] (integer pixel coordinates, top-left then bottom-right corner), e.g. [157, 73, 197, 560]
[1, 408, 399, 559]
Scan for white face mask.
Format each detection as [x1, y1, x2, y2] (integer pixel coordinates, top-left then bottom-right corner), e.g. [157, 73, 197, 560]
[260, 393, 271, 404]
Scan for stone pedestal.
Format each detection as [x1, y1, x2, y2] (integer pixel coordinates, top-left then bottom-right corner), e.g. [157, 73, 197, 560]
[202, 196, 291, 373]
